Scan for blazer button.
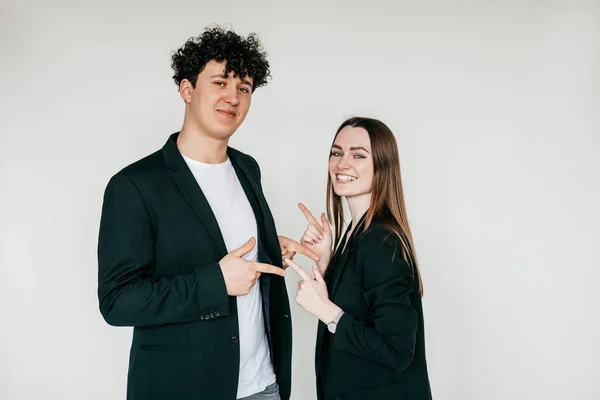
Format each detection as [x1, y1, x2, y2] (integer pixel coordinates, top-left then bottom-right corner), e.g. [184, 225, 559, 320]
[200, 314, 206, 320]
[209, 312, 215, 318]
[215, 311, 220, 317]
[230, 336, 239, 344]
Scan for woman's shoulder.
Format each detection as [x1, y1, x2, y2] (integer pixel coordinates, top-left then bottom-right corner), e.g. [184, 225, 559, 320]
[351, 223, 407, 269]
[353, 219, 414, 280]
[356, 219, 401, 248]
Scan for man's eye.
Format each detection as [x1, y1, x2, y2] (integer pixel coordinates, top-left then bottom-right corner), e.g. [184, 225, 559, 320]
[214, 82, 225, 87]
[239, 87, 250, 93]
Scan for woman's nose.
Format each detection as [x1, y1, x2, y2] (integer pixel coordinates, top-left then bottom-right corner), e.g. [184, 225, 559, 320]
[336, 157, 351, 170]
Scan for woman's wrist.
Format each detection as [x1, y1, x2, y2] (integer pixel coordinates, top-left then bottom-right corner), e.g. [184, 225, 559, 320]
[317, 254, 331, 272]
[318, 302, 342, 324]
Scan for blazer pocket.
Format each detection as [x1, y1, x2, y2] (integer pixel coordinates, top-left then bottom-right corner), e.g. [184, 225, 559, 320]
[139, 343, 194, 351]
[133, 343, 197, 399]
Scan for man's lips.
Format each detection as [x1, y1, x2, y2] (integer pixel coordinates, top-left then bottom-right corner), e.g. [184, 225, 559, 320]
[217, 109, 236, 117]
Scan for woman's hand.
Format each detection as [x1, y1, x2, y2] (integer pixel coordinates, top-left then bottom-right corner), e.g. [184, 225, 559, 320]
[278, 235, 320, 268]
[298, 202, 333, 275]
[285, 258, 341, 324]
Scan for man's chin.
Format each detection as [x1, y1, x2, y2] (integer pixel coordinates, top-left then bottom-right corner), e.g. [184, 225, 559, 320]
[210, 126, 239, 141]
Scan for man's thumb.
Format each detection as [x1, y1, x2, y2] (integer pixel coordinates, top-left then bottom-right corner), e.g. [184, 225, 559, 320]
[231, 237, 256, 258]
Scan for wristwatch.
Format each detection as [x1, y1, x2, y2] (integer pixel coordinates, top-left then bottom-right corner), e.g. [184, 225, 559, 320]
[327, 310, 345, 334]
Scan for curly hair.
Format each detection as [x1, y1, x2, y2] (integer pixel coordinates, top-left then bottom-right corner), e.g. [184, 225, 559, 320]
[171, 25, 271, 92]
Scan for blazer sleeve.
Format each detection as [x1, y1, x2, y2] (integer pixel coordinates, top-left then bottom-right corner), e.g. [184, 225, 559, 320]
[331, 229, 418, 371]
[97, 173, 230, 327]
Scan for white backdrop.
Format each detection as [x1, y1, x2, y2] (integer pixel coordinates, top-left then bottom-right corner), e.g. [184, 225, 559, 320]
[1, 0, 599, 399]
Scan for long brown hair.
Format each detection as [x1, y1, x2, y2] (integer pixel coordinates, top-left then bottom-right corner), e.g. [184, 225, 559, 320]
[326, 117, 423, 295]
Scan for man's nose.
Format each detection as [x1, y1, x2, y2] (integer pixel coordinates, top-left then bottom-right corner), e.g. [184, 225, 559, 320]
[223, 87, 239, 105]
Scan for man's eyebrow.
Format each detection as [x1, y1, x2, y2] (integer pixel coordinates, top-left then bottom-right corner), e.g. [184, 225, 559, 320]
[209, 74, 253, 86]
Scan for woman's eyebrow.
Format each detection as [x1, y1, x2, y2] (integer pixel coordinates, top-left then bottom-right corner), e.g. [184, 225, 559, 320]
[349, 146, 370, 153]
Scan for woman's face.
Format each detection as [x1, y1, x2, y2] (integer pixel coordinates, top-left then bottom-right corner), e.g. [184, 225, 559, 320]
[328, 126, 374, 200]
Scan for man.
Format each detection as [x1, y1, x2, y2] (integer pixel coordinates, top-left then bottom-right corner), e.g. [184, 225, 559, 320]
[98, 26, 317, 400]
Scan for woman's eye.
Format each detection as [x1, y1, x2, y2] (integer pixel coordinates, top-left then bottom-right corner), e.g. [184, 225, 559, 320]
[354, 154, 366, 159]
[331, 152, 342, 157]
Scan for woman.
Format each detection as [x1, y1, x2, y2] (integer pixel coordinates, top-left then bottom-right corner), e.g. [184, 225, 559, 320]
[285, 117, 432, 399]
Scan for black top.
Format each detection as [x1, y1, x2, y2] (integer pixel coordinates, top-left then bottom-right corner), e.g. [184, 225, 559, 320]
[315, 213, 432, 400]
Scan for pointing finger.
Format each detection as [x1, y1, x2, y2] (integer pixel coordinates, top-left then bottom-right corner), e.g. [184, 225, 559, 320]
[284, 258, 312, 281]
[298, 203, 324, 235]
[254, 262, 286, 277]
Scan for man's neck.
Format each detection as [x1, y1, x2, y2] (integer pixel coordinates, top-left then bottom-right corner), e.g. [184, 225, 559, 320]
[177, 126, 229, 164]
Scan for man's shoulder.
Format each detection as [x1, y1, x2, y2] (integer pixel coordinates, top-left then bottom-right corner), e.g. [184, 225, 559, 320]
[228, 146, 257, 165]
[113, 149, 165, 182]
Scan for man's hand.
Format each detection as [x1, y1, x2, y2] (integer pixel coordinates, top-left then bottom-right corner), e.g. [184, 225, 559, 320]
[220, 237, 285, 296]
[278, 235, 320, 268]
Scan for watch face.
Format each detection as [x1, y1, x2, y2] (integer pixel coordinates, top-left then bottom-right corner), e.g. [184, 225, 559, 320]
[327, 322, 336, 334]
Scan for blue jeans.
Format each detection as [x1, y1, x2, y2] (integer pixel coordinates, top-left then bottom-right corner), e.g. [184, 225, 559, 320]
[238, 382, 280, 400]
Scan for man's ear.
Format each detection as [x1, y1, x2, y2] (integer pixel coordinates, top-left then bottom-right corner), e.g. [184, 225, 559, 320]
[179, 79, 193, 103]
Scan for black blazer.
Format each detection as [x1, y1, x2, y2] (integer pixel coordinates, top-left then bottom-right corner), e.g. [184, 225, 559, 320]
[97, 133, 292, 400]
[315, 215, 432, 400]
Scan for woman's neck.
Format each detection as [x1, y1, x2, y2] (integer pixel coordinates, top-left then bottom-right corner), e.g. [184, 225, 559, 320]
[342, 193, 371, 249]
[346, 193, 371, 225]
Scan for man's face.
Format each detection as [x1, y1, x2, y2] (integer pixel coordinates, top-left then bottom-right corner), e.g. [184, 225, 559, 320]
[181, 60, 253, 140]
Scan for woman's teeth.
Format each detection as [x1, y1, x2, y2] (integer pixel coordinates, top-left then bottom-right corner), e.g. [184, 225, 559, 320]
[337, 175, 357, 182]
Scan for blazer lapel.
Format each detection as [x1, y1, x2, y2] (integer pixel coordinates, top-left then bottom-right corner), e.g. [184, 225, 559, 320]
[315, 221, 355, 367]
[162, 133, 228, 257]
[327, 214, 367, 300]
[228, 149, 279, 348]
[228, 149, 281, 267]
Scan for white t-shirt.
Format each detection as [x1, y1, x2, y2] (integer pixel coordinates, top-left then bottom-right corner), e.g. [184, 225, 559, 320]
[182, 155, 276, 399]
